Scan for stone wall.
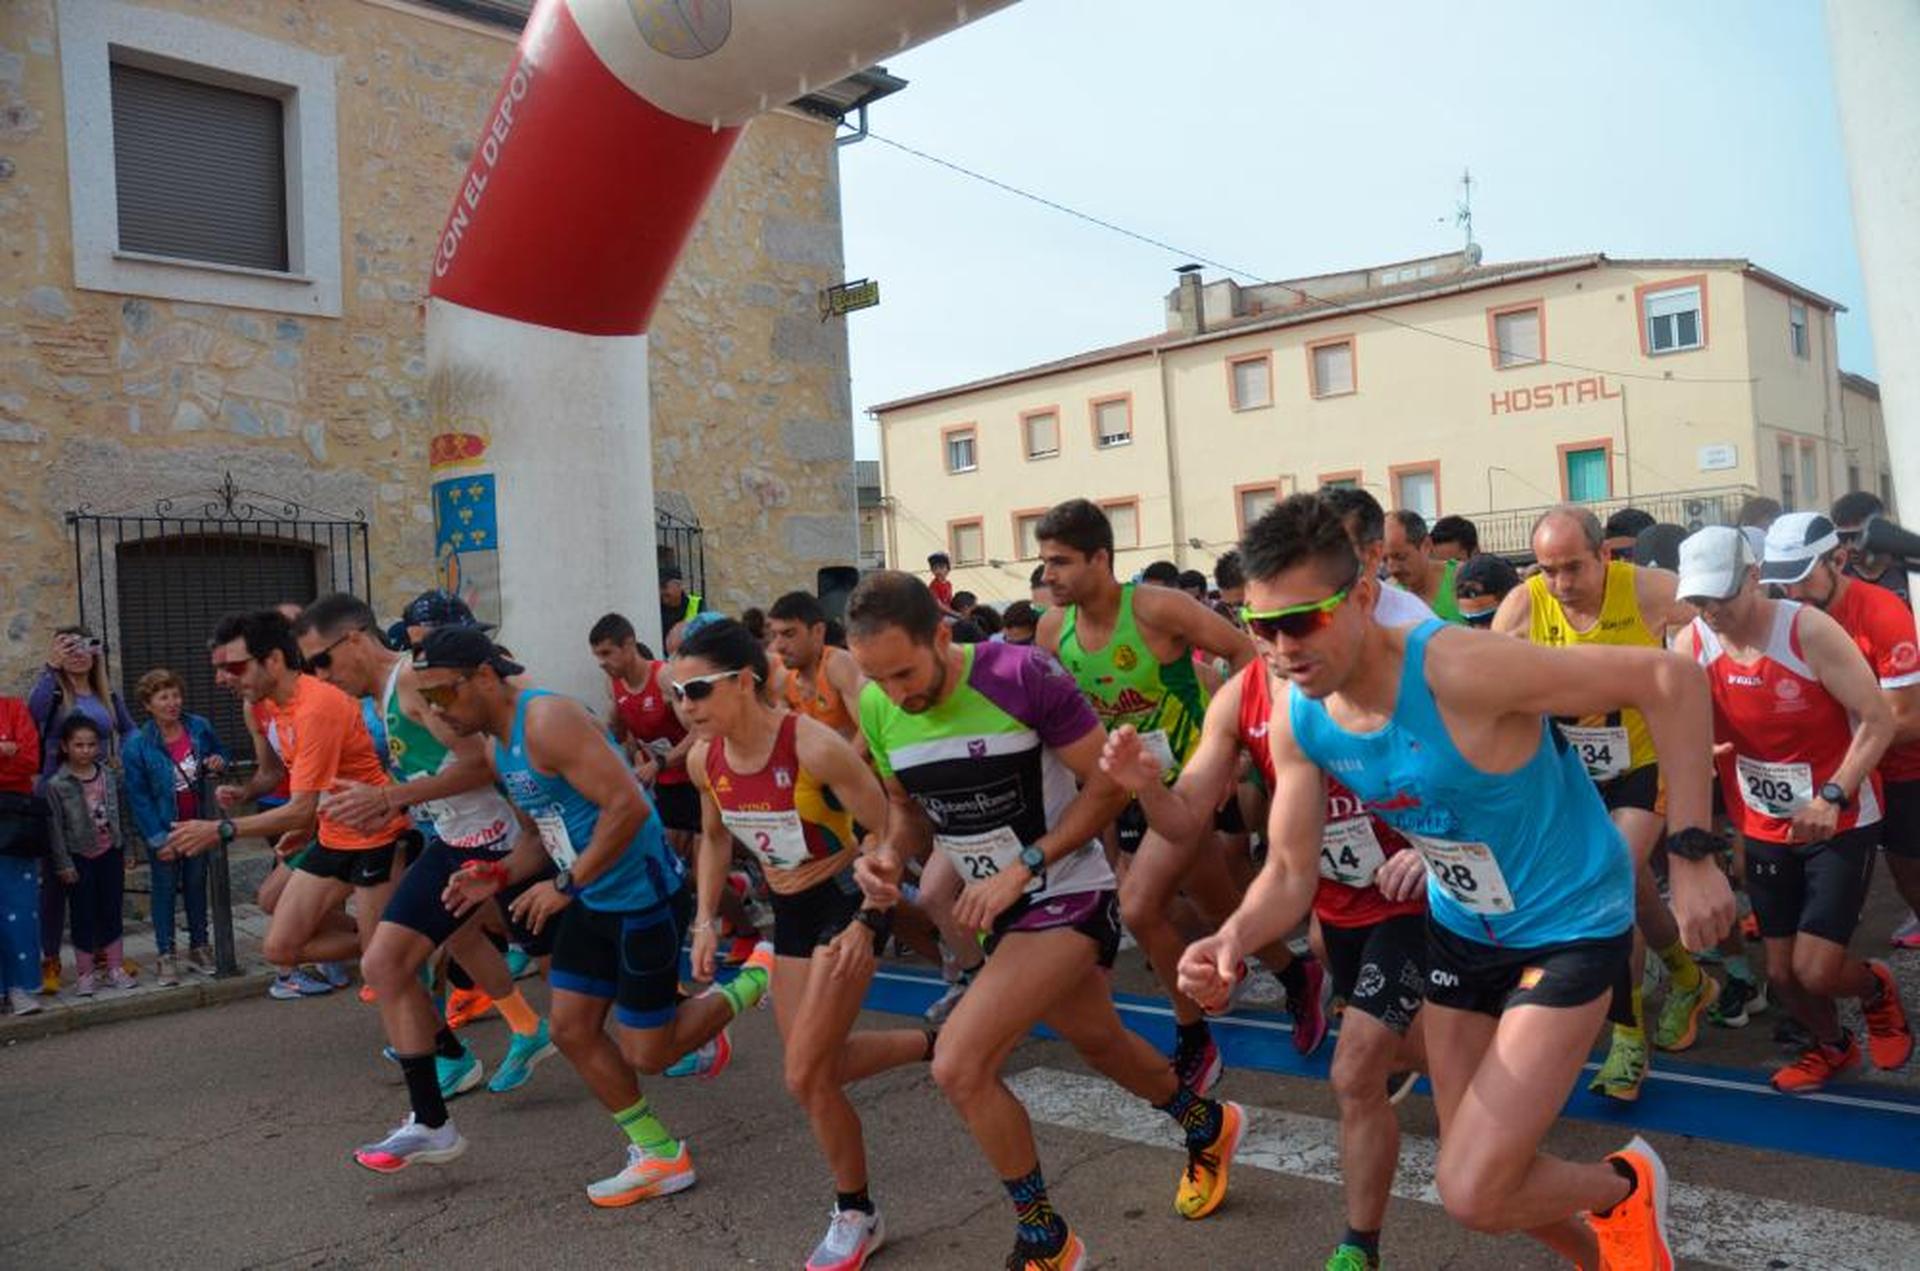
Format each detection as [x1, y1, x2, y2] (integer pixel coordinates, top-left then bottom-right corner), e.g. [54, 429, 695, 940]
[0, 0, 856, 691]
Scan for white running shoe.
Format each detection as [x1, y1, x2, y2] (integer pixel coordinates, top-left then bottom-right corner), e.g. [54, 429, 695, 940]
[7, 987, 41, 1016]
[806, 1206, 885, 1271]
[352, 1115, 467, 1173]
[585, 1141, 697, 1207]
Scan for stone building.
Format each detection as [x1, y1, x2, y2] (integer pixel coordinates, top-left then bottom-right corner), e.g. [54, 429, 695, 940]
[0, 0, 870, 723]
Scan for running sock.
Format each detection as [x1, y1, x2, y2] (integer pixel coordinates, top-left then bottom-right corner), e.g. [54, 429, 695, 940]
[714, 960, 770, 1017]
[399, 1053, 449, 1128]
[1725, 953, 1753, 983]
[613, 1097, 676, 1153]
[1658, 940, 1702, 993]
[495, 989, 539, 1037]
[1277, 957, 1309, 1005]
[1613, 987, 1646, 1045]
[1003, 1166, 1068, 1252]
[434, 1025, 466, 1061]
[1155, 1084, 1225, 1147]
[836, 1187, 875, 1216]
[1176, 1018, 1211, 1051]
[1594, 1154, 1640, 1216]
[1342, 1228, 1381, 1264]
[447, 958, 475, 991]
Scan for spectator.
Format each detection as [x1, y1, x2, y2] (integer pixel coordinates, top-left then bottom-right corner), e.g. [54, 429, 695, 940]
[1176, 569, 1210, 603]
[950, 590, 978, 619]
[1604, 507, 1656, 561]
[45, 716, 133, 996]
[1140, 560, 1180, 587]
[122, 669, 227, 984]
[1736, 495, 1783, 531]
[1831, 489, 1909, 604]
[1453, 553, 1521, 627]
[0, 693, 43, 1014]
[1029, 563, 1049, 610]
[658, 568, 701, 646]
[402, 589, 492, 652]
[1633, 523, 1689, 574]
[1428, 515, 1480, 562]
[27, 625, 133, 995]
[971, 604, 1003, 637]
[1213, 550, 1246, 609]
[927, 552, 956, 613]
[1000, 601, 1039, 646]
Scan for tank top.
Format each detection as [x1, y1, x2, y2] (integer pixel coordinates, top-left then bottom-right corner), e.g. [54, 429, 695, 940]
[1289, 621, 1633, 947]
[1691, 603, 1882, 844]
[380, 660, 515, 853]
[1236, 663, 1422, 928]
[1057, 582, 1206, 775]
[704, 712, 854, 895]
[782, 655, 857, 736]
[491, 689, 684, 914]
[610, 662, 689, 786]
[1525, 560, 1659, 782]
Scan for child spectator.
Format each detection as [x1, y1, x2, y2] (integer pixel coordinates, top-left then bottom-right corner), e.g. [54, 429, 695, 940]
[44, 716, 133, 996]
[123, 669, 226, 984]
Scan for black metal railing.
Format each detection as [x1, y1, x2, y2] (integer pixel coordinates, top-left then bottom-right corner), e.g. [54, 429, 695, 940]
[1475, 485, 1757, 559]
[656, 509, 706, 599]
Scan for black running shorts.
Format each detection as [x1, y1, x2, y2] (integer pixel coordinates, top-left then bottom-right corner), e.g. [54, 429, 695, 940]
[770, 869, 865, 958]
[1879, 779, 1920, 861]
[1745, 824, 1879, 944]
[297, 835, 410, 888]
[1321, 911, 1426, 1035]
[549, 887, 692, 1030]
[1425, 920, 1631, 1017]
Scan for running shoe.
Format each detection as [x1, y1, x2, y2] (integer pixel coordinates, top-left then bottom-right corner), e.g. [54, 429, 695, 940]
[487, 1021, 556, 1094]
[1892, 911, 1920, 951]
[924, 971, 974, 1026]
[153, 955, 180, 987]
[105, 966, 137, 990]
[74, 970, 96, 997]
[1862, 959, 1914, 1070]
[353, 1114, 468, 1173]
[1587, 1031, 1648, 1103]
[505, 945, 535, 979]
[1174, 1100, 1243, 1220]
[1709, 975, 1767, 1028]
[318, 962, 352, 989]
[445, 986, 495, 1031]
[269, 968, 333, 999]
[585, 1141, 697, 1207]
[1740, 910, 1760, 941]
[358, 984, 378, 1004]
[8, 987, 42, 1015]
[1585, 1135, 1673, 1271]
[1771, 1033, 1861, 1093]
[39, 956, 60, 996]
[806, 1206, 886, 1271]
[186, 946, 215, 975]
[1173, 1026, 1224, 1098]
[1652, 974, 1719, 1053]
[437, 1048, 486, 1099]
[1386, 1070, 1420, 1106]
[1005, 1231, 1085, 1271]
[1230, 960, 1285, 1009]
[687, 1027, 734, 1081]
[1290, 959, 1329, 1057]
[1773, 1016, 1814, 1052]
[1325, 1244, 1377, 1271]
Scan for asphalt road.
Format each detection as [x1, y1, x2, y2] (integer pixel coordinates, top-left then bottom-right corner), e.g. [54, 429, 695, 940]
[3, 941, 1916, 1271]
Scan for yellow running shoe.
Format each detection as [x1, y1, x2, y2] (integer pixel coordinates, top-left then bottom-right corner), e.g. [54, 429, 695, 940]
[1174, 1100, 1244, 1220]
[1588, 1031, 1647, 1103]
[1005, 1231, 1085, 1270]
[1653, 975, 1719, 1053]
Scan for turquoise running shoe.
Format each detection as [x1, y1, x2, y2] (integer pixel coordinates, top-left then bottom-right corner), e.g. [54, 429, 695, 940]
[488, 1020, 556, 1093]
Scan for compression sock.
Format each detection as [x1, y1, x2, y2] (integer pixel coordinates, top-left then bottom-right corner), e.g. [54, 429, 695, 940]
[714, 943, 773, 1017]
[1176, 1018, 1211, 1052]
[399, 1053, 449, 1128]
[1003, 1165, 1068, 1252]
[434, 1025, 466, 1061]
[495, 989, 539, 1037]
[1155, 1083, 1224, 1147]
[613, 1097, 676, 1153]
[836, 1187, 875, 1216]
[1658, 940, 1703, 993]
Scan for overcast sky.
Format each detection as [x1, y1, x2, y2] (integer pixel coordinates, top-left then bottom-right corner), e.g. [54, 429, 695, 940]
[837, 0, 1869, 461]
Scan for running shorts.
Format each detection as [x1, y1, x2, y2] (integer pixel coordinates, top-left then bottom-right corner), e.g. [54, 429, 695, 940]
[1320, 911, 1426, 1035]
[549, 887, 692, 1030]
[297, 834, 411, 888]
[1425, 920, 1630, 1017]
[1116, 800, 1147, 854]
[1879, 779, 1920, 861]
[1745, 824, 1879, 944]
[382, 836, 526, 948]
[985, 888, 1122, 969]
[1596, 764, 1660, 815]
[770, 869, 864, 958]
[650, 782, 702, 836]
[496, 860, 560, 957]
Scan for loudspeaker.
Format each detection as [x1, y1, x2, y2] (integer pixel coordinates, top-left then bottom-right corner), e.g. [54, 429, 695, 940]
[1860, 515, 1920, 565]
[816, 566, 861, 623]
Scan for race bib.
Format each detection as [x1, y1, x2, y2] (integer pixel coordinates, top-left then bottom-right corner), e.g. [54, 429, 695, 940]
[1139, 729, 1177, 776]
[936, 826, 1042, 893]
[721, 808, 812, 872]
[1560, 724, 1630, 782]
[1319, 817, 1386, 887]
[532, 808, 578, 869]
[1404, 831, 1515, 916]
[1734, 756, 1813, 819]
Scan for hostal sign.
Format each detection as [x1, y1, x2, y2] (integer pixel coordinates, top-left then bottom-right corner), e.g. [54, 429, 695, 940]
[1490, 375, 1622, 415]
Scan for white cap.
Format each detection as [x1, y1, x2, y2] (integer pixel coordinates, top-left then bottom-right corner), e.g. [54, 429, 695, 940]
[1677, 526, 1753, 602]
[1761, 511, 1841, 586]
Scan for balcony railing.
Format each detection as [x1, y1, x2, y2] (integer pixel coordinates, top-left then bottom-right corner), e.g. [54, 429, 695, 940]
[1475, 485, 1758, 559]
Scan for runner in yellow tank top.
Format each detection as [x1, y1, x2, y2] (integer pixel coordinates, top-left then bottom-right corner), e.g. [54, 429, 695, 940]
[1494, 506, 1716, 1103]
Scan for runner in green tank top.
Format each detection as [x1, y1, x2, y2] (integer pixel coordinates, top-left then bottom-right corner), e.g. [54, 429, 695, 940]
[1029, 500, 1261, 1097]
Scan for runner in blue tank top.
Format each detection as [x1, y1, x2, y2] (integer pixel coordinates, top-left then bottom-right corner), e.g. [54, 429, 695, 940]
[1179, 494, 1734, 1271]
[417, 627, 776, 1210]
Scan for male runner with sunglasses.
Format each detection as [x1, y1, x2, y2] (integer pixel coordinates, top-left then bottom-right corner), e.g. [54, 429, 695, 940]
[1184, 493, 1734, 1269]
[1493, 506, 1715, 1102]
[419, 627, 774, 1207]
[1029, 499, 1275, 1094]
[846, 571, 1244, 1271]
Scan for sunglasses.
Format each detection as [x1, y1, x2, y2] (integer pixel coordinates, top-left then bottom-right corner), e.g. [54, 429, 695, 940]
[213, 656, 253, 676]
[418, 673, 473, 709]
[1241, 569, 1360, 642]
[306, 633, 352, 672]
[668, 669, 748, 703]
[1836, 529, 1863, 545]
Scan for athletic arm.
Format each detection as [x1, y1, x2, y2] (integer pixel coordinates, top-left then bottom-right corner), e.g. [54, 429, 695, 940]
[375, 729, 496, 810]
[685, 744, 735, 979]
[1799, 608, 1895, 800]
[1635, 566, 1695, 636]
[217, 791, 319, 845]
[1101, 676, 1243, 844]
[1138, 585, 1255, 672]
[1035, 606, 1065, 658]
[1490, 581, 1532, 638]
[229, 711, 286, 802]
[1888, 684, 1920, 747]
[524, 696, 649, 890]
[797, 717, 889, 838]
[826, 649, 869, 729]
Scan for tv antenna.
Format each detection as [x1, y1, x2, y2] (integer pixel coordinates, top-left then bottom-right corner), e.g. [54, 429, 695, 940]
[1443, 168, 1481, 264]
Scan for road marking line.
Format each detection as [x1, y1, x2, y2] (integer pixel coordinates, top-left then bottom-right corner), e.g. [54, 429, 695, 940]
[1006, 1066, 1920, 1271]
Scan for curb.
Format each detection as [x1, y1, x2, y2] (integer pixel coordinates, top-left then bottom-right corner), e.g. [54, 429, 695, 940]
[0, 969, 279, 1044]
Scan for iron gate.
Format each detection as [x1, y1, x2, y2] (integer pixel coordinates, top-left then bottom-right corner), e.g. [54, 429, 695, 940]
[67, 474, 373, 748]
[656, 508, 706, 600]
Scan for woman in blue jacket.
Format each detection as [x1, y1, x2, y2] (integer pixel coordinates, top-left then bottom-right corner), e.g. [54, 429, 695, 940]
[122, 669, 226, 984]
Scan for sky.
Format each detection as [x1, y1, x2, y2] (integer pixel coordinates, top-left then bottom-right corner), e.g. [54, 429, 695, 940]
[836, 0, 1870, 461]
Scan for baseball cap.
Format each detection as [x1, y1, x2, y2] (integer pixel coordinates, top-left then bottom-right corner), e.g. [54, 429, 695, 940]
[1761, 512, 1840, 586]
[1676, 526, 1753, 602]
[1455, 553, 1520, 600]
[1633, 523, 1689, 574]
[411, 626, 523, 678]
[659, 566, 684, 585]
[401, 589, 492, 632]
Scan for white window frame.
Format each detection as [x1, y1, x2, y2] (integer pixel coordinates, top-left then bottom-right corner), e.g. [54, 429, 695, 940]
[1642, 285, 1703, 355]
[1093, 398, 1132, 449]
[57, 0, 342, 317]
[944, 428, 977, 474]
[1309, 339, 1356, 398]
[1789, 301, 1810, 360]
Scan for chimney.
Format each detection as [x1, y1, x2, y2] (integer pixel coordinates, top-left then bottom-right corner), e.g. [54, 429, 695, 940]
[1171, 264, 1205, 336]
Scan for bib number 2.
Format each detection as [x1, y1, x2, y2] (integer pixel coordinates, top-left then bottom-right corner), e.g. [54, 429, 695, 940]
[721, 809, 812, 872]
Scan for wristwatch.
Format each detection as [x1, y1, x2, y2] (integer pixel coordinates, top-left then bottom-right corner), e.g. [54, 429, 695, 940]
[1665, 826, 1728, 863]
[1018, 844, 1046, 875]
[1818, 781, 1851, 809]
[216, 818, 237, 845]
[552, 868, 578, 897]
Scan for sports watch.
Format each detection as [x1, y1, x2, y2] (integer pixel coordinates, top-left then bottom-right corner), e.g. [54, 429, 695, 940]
[1664, 826, 1728, 863]
[552, 868, 579, 897]
[1018, 844, 1046, 875]
[217, 818, 237, 845]
[1818, 782, 1851, 810]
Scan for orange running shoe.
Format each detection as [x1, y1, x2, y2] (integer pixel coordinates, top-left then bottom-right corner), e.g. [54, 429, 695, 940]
[358, 984, 378, 1004]
[1770, 1033, 1861, 1093]
[445, 986, 496, 1031]
[1586, 1134, 1673, 1271]
[1862, 960, 1913, 1071]
[585, 1141, 697, 1207]
[1006, 1231, 1085, 1271]
[1174, 1100, 1244, 1220]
